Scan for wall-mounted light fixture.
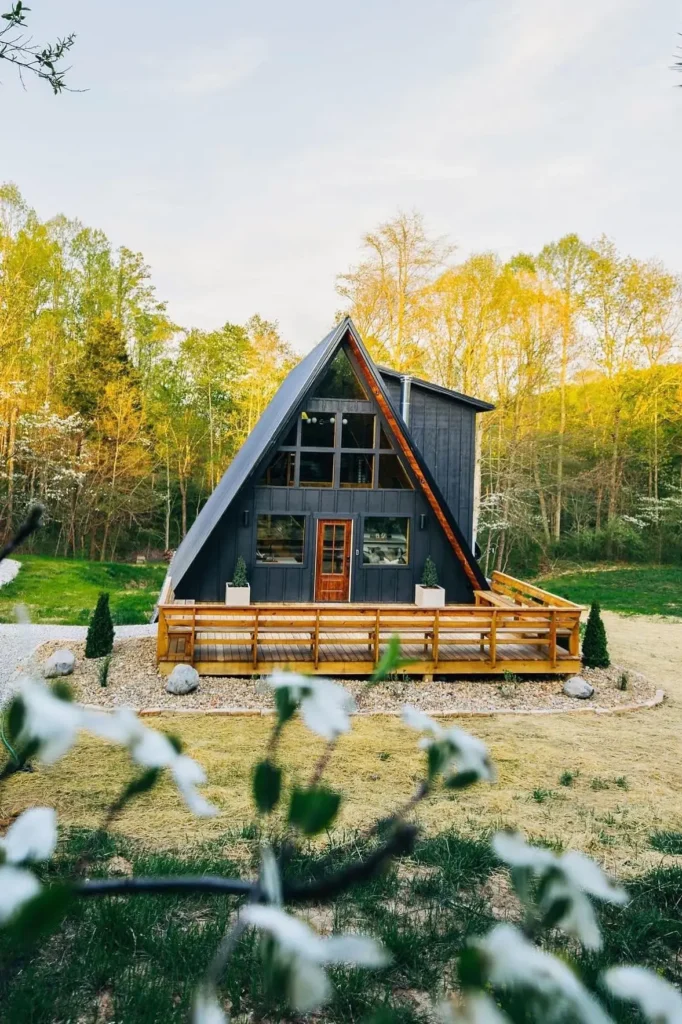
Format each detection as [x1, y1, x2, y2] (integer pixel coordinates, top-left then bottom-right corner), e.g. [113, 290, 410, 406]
[419, 513, 427, 530]
[242, 509, 250, 528]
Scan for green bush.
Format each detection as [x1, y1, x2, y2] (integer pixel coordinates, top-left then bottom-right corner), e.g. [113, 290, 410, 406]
[85, 592, 114, 659]
[582, 599, 610, 668]
[232, 555, 249, 588]
[420, 556, 439, 588]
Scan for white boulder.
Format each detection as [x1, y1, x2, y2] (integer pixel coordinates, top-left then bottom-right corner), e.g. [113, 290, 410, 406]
[165, 664, 200, 695]
[44, 649, 76, 678]
[563, 675, 594, 699]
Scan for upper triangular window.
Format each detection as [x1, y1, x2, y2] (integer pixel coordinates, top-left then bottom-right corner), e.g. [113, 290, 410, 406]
[312, 347, 368, 399]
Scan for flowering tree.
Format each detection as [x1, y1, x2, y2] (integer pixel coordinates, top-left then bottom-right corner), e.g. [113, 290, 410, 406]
[1, 512, 680, 1023]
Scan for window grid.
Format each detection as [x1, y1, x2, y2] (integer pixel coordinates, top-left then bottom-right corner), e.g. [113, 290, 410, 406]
[259, 409, 412, 490]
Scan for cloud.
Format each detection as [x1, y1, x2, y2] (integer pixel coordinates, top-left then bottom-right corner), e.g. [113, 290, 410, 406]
[157, 36, 268, 97]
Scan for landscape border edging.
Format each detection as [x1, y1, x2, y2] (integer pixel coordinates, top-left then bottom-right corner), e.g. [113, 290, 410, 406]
[92, 688, 664, 719]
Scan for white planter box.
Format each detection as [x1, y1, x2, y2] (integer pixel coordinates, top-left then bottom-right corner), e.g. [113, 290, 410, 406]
[415, 584, 445, 608]
[225, 584, 251, 606]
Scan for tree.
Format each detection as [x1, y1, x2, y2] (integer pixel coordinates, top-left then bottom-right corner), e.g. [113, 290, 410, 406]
[85, 592, 114, 658]
[336, 212, 451, 372]
[582, 600, 610, 669]
[0, 2, 76, 92]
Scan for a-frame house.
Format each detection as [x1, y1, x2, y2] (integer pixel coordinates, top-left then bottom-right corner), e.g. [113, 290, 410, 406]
[166, 317, 493, 605]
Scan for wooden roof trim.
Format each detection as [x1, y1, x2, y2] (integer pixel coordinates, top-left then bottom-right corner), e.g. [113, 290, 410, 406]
[345, 332, 482, 592]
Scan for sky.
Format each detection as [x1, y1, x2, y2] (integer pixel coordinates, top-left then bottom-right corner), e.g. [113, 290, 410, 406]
[1, 0, 681, 352]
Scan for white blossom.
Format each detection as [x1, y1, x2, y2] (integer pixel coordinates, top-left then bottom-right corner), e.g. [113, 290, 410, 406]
[401, 705, 495, 783]
[192, 984, 228, 1024]
[475, 924, 613, 1024]
[269, 672, 356, 741]
[18, 679, 82, 763]
[0, 808, 57, 864]
[492, 832, 627, 950]
[0, 865, 41, 923]
[603, 966, 682, 1023]
[171, 755, 218, 818]
[260, 845, 282, 905]
[241, 904, 387, 1011]
[439, 993, 510, 1024]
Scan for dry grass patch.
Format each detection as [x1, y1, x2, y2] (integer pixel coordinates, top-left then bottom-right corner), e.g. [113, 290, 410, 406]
[3, 611, 681, 873]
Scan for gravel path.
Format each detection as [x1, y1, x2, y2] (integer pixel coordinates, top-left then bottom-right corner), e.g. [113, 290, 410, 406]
[0, 623, 155, 701]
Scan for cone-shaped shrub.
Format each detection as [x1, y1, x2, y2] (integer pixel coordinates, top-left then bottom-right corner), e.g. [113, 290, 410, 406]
[420, 555, 440, 588]
[232, 555, 249, 588]
[582, 600, 610, 668]
[85, 592, 114, 659]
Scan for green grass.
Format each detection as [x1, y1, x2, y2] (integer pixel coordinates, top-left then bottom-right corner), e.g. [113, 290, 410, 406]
[650, 831, 682, 855]
[0, 555, 167, 625]
[0, 826, 679, 1023]
[535, 564, 682, 617]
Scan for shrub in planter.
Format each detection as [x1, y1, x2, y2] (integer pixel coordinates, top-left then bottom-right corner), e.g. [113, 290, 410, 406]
[582, 599, 610, 668]
[226, 555, 251, 606]
[415, 555, 445, 607]
[232, 555, 249, 588]
[85, 592, 114, 659]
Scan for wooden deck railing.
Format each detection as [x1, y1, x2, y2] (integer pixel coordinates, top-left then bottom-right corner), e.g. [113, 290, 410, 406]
[157, 594, 582, 676]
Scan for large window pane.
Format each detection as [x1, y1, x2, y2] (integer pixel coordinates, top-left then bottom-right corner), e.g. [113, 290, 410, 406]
[363, 517, 409, 565]
[342, 413, 375, 449]
[300, 412, 335, 448]
[256, 515, 306, 564]
[340, 453, 373, 488]
[378, 423, 393, 449]
[312, 348, 367, 399]
[299, 451, 335, 487]
[259, 450, 296, 487]
[378, 453, 412, 489]
[281, 420, 298, 447]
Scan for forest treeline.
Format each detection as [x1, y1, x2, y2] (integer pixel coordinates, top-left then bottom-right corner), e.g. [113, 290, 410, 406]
[1, 187, 681, 572]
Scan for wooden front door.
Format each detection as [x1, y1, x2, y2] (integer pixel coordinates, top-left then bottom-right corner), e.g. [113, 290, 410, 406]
[315, 520, 352, 601]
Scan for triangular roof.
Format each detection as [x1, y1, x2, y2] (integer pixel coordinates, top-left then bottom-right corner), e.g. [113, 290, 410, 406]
[168, 317, 488, 593]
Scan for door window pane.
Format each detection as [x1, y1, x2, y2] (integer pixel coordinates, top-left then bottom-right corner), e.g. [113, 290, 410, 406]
[341, 413, 375, 448]
[378, 453, 412, 489]
[300, 412, 335, 447]
[340, 453, 373, 488]
[363, 517, 409, 565]
[299, 451, 335, 487]
[321, 523, 346, 574]
[256, 515, 306, 564]
[259, 450, 296, 487]
[312, 347, 367, 399]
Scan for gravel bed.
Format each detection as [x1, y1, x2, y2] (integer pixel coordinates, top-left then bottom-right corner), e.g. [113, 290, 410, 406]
[33, 636, 659, 715]
[0, 624, 155, 702]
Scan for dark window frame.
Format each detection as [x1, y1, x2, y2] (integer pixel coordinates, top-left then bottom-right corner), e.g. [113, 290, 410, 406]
[361, 515, 412, 568]
[256, 402, 413, 491]
[254, 512, 308, 567]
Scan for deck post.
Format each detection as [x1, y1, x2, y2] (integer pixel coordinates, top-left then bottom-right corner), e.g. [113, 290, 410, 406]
[569, 614, 581, 658]
[157, 607, 168, 662]
[188, 605, 196, 665]
[433, 608, 440, 667]
[373, 608, 380, 665]
[252, 609, 259, 669]
[490, 609, 497, 669]
[549, 609, 557, 668]
[314, 608, 320, 669]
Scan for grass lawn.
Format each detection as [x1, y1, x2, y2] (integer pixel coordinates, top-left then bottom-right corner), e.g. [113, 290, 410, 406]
[534, 564, 682, 617]
[0, 825, 679, 1022]
[0, 554, 167, 625]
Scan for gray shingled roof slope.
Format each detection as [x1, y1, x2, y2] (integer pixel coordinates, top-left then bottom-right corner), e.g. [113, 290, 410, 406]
[168, 316, 488, 593]
[378, 366, 495, 411]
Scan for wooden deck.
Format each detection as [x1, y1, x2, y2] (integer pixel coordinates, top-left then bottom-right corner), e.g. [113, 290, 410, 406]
[157, 573, 583, 678]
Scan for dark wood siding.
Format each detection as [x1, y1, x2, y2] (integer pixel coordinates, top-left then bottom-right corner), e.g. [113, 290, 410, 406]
[176, 480, 474, 604]
[401, 387, 476, 547]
